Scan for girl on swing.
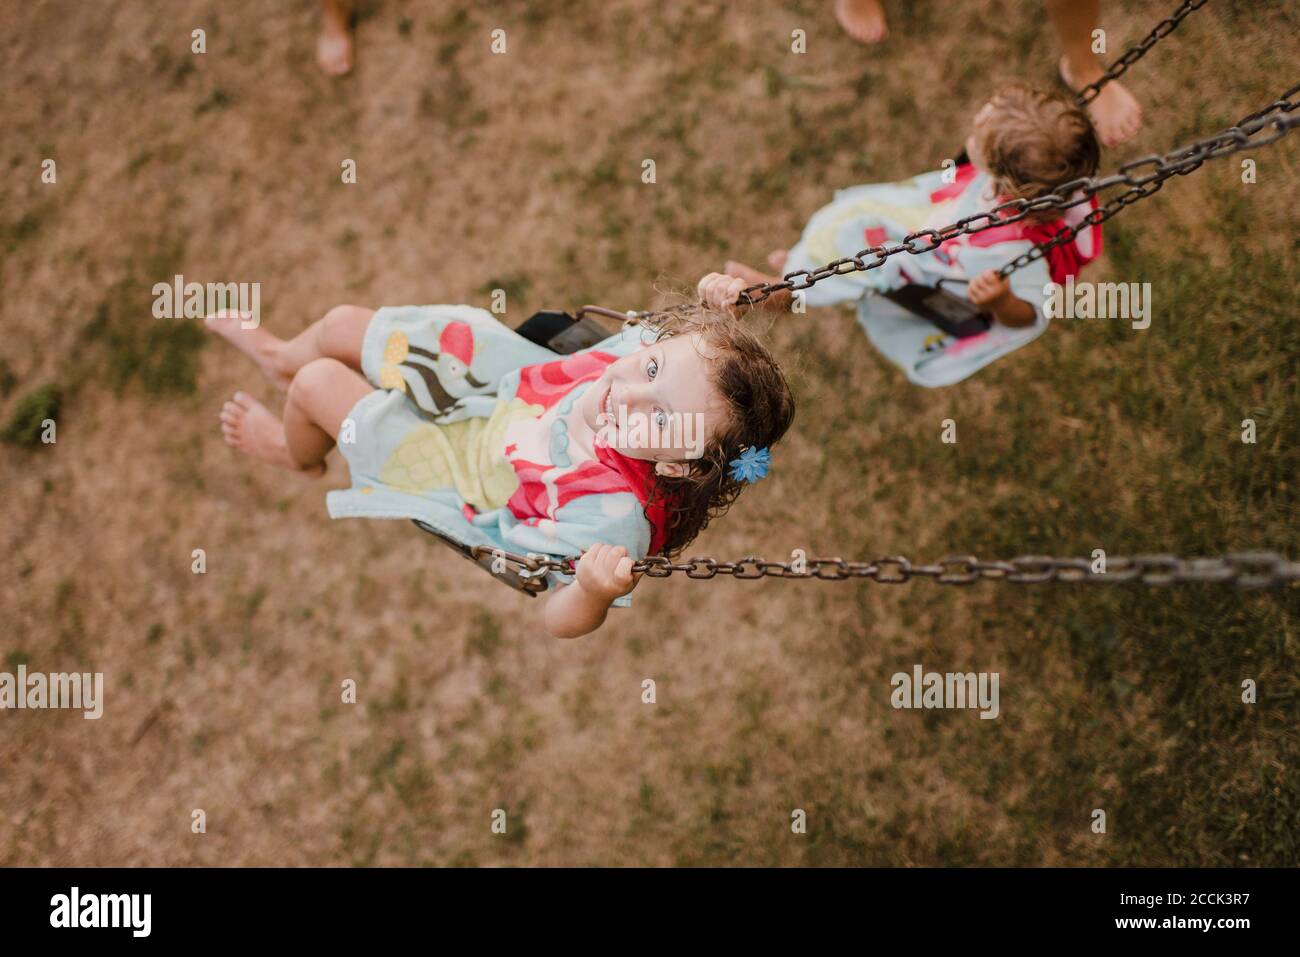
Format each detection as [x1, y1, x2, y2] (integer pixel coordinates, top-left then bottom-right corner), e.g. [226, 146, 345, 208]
[725, 84, 1102, 388]
[206, 274, 794, 639]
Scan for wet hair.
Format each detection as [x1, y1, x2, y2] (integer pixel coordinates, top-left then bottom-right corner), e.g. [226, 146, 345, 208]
[640, 305, 796, 558]
[973, 84, 1100, 202]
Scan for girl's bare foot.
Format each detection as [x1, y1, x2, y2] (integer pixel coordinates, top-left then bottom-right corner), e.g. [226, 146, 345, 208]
[1060, 55, 1142, 147]
[206, 312, 292, 391]
[767, 249, 790, 273]
[835, 0, 888, 44]
[317, 2, 354, 76]
[220, 392, 324, 475]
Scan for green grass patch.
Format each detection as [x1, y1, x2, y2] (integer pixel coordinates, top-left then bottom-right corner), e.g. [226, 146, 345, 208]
[1, 383, 60, 447]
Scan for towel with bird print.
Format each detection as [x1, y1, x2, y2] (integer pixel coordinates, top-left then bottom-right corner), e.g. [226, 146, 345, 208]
[326, 304, 666, 604]
[783, 162, 1101, 387]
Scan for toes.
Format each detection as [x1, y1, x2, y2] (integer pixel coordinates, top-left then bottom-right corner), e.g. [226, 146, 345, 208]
[220, 406, 242, 439]
[232, 391, 256, 410]
[318, 37, 353, 76]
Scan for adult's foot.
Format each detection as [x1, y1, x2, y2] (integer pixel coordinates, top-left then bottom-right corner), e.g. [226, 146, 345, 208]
[205, 312, 292, 391]
[220, 392, 324, 475]
[317, 4, 354, 76]
[1060, 55, 1142, 147]
[835, 0, 888, 44]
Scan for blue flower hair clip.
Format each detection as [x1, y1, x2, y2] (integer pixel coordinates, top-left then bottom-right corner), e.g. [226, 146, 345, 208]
[728, 446, 771, 484]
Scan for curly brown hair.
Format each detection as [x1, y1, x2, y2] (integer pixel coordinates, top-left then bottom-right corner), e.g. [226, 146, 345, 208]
[973, 83, 1100, 204]
[638, 305, 796, 558]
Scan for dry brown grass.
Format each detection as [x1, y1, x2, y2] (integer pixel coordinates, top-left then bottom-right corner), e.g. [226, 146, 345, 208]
[1, 0, 1296, 866]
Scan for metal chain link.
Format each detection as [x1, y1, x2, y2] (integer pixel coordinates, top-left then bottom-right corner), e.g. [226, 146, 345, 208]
[598, 0, 1221, 317]
[997, 83, 1300, 276]
[508, 4, 1290, 597]
[732, 85, 1298, 304]
[469, 546, 1300, 589]
[1073, 0, 1211, 105]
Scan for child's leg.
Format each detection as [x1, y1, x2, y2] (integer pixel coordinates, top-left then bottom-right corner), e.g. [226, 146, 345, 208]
[318, 0, 354, 76]
[207, 304, 373, 390]
[726, 239, 895, 311]
[283, 358, 371, 467]
[276, 305, 373, 377]
[1045, 0, 1142, 147]
[220, 359, 371, 473]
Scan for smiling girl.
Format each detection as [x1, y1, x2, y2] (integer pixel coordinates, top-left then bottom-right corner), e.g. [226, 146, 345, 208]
[207, 274, 794, 638]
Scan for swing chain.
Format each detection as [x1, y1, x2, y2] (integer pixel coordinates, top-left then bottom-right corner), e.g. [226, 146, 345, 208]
[997, 85, 1299, 275]
[734, 84, 1299, 305]
[469, 547, 1300, 589]
[1073, 0, 1211, 106]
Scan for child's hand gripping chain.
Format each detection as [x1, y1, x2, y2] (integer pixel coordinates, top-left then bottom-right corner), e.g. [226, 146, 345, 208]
[545, 544, 637, 639]
[967, 270, 1036, 328]
[697, 272, 753, 316]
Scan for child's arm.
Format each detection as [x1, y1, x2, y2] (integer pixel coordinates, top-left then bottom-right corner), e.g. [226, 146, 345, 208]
[544, 544, 638, 639]
[698, 272, 790, 315]
[968, 269, 1038, 328]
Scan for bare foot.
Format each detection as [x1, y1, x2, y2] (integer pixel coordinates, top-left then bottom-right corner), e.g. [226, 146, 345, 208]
[205, 311, 292, 391]
[1061, 56, 1142, 147]
[835, 0, 888, 44]
[725, 260, 782, 286]
[317, 7, 354, 76]
[220, 392, 324, 475]
[767, 249, 790, 273]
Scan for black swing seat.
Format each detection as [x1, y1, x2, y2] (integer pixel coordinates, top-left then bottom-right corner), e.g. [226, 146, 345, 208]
[875, 148, 991, 340]
[514, 307, 624, 355]
[881, 283, 992, 339]
[413, 521, 550, 596]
